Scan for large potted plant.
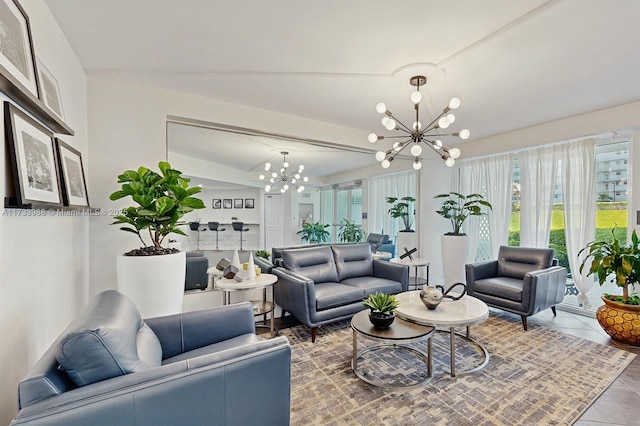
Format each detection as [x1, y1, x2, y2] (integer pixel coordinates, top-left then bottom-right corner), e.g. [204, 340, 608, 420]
[297, 221, 330, 243]
[578, 228, 640, 345]
[434, 192, 492, 285]
[386, 196, 416, 255]
[337, 219, 364, 243]
[110, 161, 205, 318]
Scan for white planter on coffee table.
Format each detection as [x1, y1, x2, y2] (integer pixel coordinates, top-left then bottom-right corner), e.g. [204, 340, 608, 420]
[441, 234, 469, 286]
[117, 251, 186, 318]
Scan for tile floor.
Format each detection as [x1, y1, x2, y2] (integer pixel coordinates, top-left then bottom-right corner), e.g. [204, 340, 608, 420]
[260, 308, 640, 426]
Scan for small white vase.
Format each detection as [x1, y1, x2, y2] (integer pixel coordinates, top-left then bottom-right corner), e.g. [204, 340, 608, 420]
[232, 249, 241, 268]
[116, 251, 186, 318]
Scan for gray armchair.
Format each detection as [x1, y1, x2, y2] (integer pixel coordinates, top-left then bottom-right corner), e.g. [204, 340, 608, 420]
[465, 246, 567, 330]
[11, 290, 291, 426]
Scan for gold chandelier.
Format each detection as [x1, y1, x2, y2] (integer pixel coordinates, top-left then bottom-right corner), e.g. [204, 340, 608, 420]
[259, 151, 308, 193]
[368, 75, 469, 170]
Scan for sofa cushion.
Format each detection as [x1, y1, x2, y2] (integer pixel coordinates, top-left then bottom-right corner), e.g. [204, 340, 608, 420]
[332, 244, 374, 281]
[341, 276, 403, 297]
[315, 282, 365, 310]
[473, 277, 524, 302]
[496, 246, 554, 279]
[282, 246, 339, 283]
[56, 290, 162, 387]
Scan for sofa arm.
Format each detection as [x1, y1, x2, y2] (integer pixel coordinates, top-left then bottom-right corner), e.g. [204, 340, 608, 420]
[145, 302, 256, 360]
[522, 266, 567, 314]
[372, 260, 410, 291]
[271, 267, 315, 326]
[11, 337, 291, 426]
[253, 255, 274, 274]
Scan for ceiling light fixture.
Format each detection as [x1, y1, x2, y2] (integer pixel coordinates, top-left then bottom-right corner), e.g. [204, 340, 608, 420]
[259, 151, 308, 193]
[368, 75, 470, 170]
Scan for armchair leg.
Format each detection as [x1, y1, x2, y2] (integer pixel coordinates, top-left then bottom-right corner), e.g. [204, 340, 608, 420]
[281, 309, 287, 319]
[521, 315, 528, 331]
[311, 327, 318, 343]
[551, 306, 557, 316]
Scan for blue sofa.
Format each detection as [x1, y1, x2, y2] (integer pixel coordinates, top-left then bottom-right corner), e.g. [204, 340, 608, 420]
[10, 290, 291, 426]
[270, 243, 409, 342]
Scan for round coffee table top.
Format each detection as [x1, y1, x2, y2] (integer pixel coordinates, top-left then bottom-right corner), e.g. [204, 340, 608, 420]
[351, 310, 434, 341]
[395, 290, 489, 327]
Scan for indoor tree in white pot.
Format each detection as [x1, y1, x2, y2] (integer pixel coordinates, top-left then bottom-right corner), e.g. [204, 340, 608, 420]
[386, 196, 416, 254]
[435, 192, 492, 285]
[110, 161, 205, 318]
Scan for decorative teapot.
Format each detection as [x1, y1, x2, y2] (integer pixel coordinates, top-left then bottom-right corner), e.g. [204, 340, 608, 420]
[420, 282, 467, 310]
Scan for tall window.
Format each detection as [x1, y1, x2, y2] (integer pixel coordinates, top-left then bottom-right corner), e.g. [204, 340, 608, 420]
[320, 184, 363, 242]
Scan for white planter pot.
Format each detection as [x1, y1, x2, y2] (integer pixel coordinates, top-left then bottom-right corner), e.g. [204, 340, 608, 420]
[117, 251, 186, 318]
[441, 234, 469, 286]
[396, 231, 417, 257]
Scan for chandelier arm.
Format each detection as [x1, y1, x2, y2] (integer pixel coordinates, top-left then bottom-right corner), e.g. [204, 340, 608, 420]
[422, 109, 448, 133]
[387, 114, 413, 133]
[388, 138, 413, 159]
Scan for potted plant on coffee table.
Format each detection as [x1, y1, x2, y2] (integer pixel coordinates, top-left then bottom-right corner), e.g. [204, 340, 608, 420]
[578, 228, 640, 345]
[434, 192, 492, 285]
[363, 292, 398, 329]
[110, 161, 205, 318]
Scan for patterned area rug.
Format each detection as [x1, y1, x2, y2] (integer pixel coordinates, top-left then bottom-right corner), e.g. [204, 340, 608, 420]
[280, 312, 636, 425]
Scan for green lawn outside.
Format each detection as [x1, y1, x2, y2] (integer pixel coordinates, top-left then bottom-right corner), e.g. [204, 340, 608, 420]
[509, 209, 627, 231]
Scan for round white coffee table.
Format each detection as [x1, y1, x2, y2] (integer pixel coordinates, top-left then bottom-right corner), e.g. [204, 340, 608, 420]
[216, 273, 278, 338]
[395, 290, 489, 377]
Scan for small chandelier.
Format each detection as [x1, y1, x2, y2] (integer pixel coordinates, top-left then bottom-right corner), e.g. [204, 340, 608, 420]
[259, 151, 308, 193]
[368, 75, 470, 170]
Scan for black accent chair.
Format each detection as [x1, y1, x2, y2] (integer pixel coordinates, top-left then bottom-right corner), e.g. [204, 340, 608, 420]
[207, 221, 225, 250]
[465, 246, 567, 330]
[232, 221, 249, 250]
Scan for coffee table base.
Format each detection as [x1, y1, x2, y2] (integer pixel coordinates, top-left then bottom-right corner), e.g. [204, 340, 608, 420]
[440, 326, 489, 377]
[352, 340, 432, 389]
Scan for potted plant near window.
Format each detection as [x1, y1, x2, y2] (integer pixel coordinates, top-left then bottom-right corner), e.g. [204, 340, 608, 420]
[337, 219, 364, 243]
[434, 192, 492, 285]
[297, 221, 330, 243]
[110, 161, 205, 318]
[363, 291, 398, 329]
[578, 228, 640, 345]
[386, 196, 416, 255]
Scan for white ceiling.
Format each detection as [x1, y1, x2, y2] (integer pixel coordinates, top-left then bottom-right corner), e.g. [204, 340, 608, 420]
[46, 0, 640, 182]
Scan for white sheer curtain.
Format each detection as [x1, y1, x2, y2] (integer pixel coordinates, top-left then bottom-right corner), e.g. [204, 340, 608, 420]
[519, 145, 560, 247]
[459, 153, 514, 260]
[459, 159, 485, 263]
[368, 171, 417, 240]
[484, 153, 515, 257]
[561, 138, 597, 308]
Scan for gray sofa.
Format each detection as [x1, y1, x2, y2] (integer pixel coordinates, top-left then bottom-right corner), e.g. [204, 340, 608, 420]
[465, 245, 567, 330]
[271, 243, 409, 342]
[10, 290, 291, 426]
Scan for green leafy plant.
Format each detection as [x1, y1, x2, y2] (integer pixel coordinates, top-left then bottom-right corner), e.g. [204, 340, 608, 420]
[434, 192, 492, 235]
[337, 219, 364, 243]
[385, 196, 416, 232]
[255, 250, 271, 260]
[297, 221, 330, 243]
[579, 227, 640, 304]
[363, 292, 398, 315]
[110, 161, 205, 254]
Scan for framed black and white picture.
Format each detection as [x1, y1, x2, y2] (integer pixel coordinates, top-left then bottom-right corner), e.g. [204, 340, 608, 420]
[0, 0, 39, 97]
[36, 58, 64, 120]
[234, 198, 243, 209]
[212, 198, 222, 209]
[244, 198, 254, 209]
[223, 198, 232, 209]
[5, 102, 62, 207]
[55, 138, 89, 208]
